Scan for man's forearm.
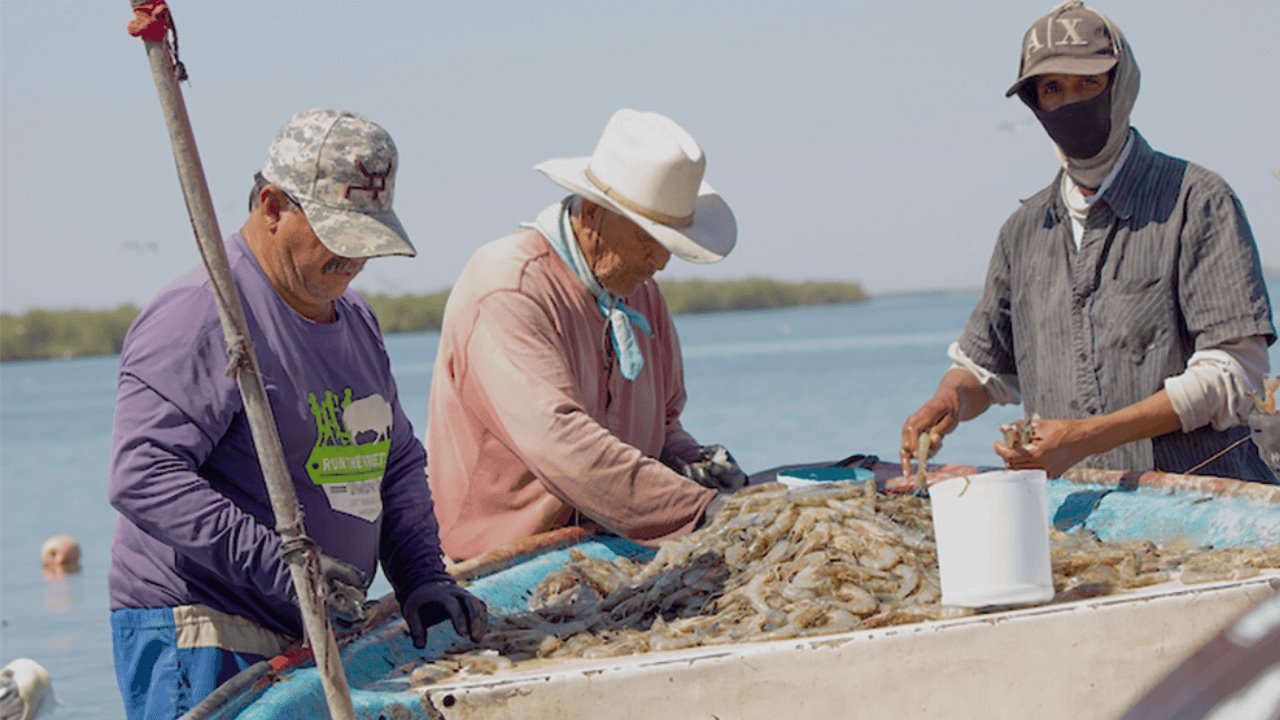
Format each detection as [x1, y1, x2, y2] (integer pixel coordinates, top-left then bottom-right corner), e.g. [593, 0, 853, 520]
[1077, 390, 1183, 456]
[938, 367, 994, 422]
[995, 389, 1186, 477]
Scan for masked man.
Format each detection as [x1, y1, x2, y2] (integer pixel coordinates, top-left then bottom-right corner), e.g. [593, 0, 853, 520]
[901, 2, 1274, 481]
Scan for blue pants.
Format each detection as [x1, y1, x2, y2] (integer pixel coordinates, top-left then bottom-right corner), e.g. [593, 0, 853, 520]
[111, 608, 270, 720]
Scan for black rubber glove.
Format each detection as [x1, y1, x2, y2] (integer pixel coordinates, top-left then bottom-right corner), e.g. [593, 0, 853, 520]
[318, 554, 370, 630]
[402, 581, 489, 649]
[667, 444, 748, 491]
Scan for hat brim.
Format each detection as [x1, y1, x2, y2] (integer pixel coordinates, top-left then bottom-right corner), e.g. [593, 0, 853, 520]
[1005, 56, 1118, 97]
[534, 157, 736, 264]
[297, 200, 417, 259]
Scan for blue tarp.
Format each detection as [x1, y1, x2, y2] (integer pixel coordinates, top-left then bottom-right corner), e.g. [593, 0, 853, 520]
[1045, 481, 1280, 547]
[224, 536, 654, 719]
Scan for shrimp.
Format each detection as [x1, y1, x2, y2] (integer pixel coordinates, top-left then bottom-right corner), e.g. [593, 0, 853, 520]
[412, 481, 1280, 685]
[915, 433, 931, 494]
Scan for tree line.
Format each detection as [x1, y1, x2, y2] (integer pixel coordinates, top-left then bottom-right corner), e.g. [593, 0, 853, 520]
[0, 278, 867, 362]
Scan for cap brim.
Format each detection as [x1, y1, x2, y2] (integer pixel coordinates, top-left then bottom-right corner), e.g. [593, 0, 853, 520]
[534, 157, 736, 264]
[298, 200, 416, 259]
[1005, 56, 1118, 97]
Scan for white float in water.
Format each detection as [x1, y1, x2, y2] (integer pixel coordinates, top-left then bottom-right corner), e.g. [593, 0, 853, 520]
[0, 658, 53, 720]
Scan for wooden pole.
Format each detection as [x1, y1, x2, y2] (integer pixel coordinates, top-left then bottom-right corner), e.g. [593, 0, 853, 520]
[127, 3, 356, 717]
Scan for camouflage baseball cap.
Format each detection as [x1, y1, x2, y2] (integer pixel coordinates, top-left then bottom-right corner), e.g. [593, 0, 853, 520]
[1005, 1, 1121, 97]
[260, 109, 415, 258]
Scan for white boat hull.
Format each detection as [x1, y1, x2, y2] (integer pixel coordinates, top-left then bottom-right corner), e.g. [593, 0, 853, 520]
[423, 574, 1278, 720]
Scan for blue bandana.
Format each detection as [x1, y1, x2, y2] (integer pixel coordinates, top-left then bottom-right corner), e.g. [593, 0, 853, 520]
[523, 199, 652, 381]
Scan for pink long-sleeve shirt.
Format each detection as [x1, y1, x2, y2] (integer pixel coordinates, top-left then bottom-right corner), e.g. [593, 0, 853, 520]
[426, 227, 715, 560]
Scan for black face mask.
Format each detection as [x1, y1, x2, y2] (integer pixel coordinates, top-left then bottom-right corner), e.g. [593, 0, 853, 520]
[1027, 88, 1112, 160]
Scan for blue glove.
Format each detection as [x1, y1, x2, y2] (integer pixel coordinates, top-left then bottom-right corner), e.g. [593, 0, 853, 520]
[402, 582, 488, 648]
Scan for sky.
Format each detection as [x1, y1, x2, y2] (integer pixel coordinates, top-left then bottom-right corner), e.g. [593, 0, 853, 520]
[1, 0, 1278, 312]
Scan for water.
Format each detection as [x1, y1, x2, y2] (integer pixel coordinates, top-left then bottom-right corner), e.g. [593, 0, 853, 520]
[3, 288, 1278, 718]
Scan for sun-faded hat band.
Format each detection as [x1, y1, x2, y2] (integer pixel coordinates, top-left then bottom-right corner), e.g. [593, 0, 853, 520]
[535, 108, 737, 263]
[584, 166, 694, 228]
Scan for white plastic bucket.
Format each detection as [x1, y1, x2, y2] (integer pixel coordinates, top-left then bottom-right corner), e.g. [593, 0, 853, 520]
[928, 469, 1054, 608]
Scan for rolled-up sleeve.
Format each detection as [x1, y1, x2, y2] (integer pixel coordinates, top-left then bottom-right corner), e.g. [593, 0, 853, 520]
[948, 342, 1022, 406]
[1165, 335, 1270, 432]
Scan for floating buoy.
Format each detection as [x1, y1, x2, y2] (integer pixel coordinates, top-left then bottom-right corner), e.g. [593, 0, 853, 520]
[39, 535, 80, 571]
[0, 658, 53, 720]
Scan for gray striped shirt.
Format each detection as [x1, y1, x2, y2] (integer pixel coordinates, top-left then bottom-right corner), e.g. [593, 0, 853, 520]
[959, 129, 1275, 480]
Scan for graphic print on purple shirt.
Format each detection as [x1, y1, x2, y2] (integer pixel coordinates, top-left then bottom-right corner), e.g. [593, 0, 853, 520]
[306, 389, 391, 522]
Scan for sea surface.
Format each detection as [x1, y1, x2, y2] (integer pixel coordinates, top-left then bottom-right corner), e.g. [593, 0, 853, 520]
[3, 286, 1278, 718]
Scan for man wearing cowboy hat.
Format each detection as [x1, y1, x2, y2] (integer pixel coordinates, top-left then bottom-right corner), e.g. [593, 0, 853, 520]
[900, 1, 1274, 481]
[426, 108, 746, 560]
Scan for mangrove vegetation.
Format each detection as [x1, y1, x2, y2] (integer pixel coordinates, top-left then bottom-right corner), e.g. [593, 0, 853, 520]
[0, 278, 867, 361]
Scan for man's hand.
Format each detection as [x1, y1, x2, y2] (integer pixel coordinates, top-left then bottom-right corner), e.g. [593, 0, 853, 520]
[666, 444, 748, 491]
[318, 554, 370, 630]
[901, 368, 995, 478]
[900, 394, 960, 478]
[994, 393, 1182, 478]
[993, 417, 1096, 478]
[402, 581, 488, 649]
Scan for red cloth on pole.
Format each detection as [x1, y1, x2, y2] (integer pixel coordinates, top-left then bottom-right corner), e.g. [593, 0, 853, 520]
[126, 0, 171, 43]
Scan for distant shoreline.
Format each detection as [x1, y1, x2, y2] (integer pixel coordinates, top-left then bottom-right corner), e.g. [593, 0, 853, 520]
[10, 270, 1273, 363]
[0, 278, 868, 362]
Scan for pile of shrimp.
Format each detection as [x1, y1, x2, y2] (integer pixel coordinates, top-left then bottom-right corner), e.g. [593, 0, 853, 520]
[1048, 528, 1279, 601]
[408, 480, 1280, 686]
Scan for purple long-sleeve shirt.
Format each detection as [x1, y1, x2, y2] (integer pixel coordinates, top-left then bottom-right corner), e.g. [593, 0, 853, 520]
[108, 233, 450, 637]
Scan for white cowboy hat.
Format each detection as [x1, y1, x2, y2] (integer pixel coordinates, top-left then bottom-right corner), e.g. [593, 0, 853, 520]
[534, 108, 736, 264]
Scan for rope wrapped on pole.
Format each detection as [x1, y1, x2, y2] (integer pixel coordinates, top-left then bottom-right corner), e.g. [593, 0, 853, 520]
[125, 2, 357, 718]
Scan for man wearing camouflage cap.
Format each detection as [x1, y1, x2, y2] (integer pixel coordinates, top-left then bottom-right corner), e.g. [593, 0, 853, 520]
[901, 1, 1274, 481]
[108, 109, 487, 719]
